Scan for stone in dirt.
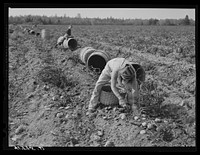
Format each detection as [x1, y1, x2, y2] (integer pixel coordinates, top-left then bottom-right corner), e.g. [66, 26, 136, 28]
[90, 132, 101, 142]
[44, 106, 51, 111]
[43, 94, 48, 98]
[74, 144, 80, 147]
[119, 113, 126, 120]
[91, 141, 101, 147]
[65, 114, 69, 119]
[147, 123, 153, 129]
[141, 114, 146, 117]
[134, 116, 139, 120]
[11, 135, 22, 141]
[142, 117, 146, 120]
[65, 106, 70, 110]
[104, 140, 115, 147]
[52, 95, 59, 101]
[27, 93, 34, 99]
[50, 131, 57, 135]
[140, 130, 146, 134]
[113, 107, 117, 112]
[97, 130, 103, 136]
[56, 112, 64, 118]
[15, 125, 26, 135]
[92, 134, 101, 141]
[114, 117, 119, 120]
[119, 108, 125, 113]
[155, 118, 162, 123]
[43, 84, 50, 91]
[86, 112, 97, 118]
[86, 112, 90, 116]
[141, 122, 147, 127]
[58, 106, 64, 110]
[141, 114, 146, 120]
[107, 106, 112, 110]
[163, 120, 168, 123]
[102, 116, 107, 120]
[147, 123, 157, 130]
[67, 142, 74, 147]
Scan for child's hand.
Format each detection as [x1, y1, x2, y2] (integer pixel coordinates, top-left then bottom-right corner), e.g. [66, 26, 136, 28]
[119, 98, 127, 108]
[127, 88, 138, 101]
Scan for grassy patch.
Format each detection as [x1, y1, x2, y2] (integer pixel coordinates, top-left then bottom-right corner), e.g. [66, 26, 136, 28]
[36, 65, 78, 89]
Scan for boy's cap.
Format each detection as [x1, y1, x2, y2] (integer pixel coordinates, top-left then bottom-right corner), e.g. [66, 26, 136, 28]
[120, 63, 145, 85]
[120, 64, 136, 80]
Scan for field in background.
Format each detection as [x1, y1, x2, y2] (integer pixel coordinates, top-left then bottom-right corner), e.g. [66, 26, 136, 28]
[8, 25, 196, 147]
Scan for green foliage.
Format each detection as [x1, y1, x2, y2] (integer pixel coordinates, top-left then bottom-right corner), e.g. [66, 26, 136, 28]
[9, 15, 195, 26]
[36, 65, 77, 89]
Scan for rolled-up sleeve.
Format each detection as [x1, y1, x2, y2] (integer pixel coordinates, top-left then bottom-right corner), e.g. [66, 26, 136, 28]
[110, 70, 124, 101]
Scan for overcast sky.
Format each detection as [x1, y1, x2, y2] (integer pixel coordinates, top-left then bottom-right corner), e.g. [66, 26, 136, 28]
[8, 8, 195, 20]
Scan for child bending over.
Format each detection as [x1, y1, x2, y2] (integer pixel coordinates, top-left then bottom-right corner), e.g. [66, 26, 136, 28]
[88, 57, 145, 114]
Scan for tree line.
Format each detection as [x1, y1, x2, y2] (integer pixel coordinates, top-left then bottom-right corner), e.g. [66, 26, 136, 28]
[9, 15, 195, 26]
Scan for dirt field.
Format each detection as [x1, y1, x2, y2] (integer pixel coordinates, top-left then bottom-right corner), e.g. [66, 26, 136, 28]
[8, 25, 196, 148]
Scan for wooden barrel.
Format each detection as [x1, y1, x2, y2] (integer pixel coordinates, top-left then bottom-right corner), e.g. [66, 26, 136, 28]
[87, 50, 111, 73]
[79, 47, 96, 64]
[63, 38, 77, 51]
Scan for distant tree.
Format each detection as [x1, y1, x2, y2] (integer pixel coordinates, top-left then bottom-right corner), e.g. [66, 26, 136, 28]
[8, 14, 195, 26]
[165, 19, 172, 25]
[189, 19, 195, 26]
[48, 18, 53, 25]
[134, 19, 143, 25]
[25, 15, 33, 23]
[142, 19, 149, 25]
[148, 18, 159, 25]
[90, 18, 94, 25]
[77, 13, 81, 18]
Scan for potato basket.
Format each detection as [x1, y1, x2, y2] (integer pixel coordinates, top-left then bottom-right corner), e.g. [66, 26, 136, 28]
[100, 85, 126, 105]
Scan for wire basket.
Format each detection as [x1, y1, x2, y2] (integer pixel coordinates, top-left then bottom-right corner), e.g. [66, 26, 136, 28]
[100, 85, 119, 105]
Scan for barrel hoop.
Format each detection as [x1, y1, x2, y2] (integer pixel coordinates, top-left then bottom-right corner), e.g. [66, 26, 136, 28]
[88, 50, 111, 62]
[80, 47, 95, 64]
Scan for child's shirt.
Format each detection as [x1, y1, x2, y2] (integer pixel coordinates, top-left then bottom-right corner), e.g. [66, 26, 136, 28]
[101, 58, 137, 101]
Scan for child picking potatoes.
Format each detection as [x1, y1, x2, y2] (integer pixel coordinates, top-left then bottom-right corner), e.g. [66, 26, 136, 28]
[88, 57, 145, 114]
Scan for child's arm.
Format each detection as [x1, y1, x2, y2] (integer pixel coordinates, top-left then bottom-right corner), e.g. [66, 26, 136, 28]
[111, 70, 127, 106]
